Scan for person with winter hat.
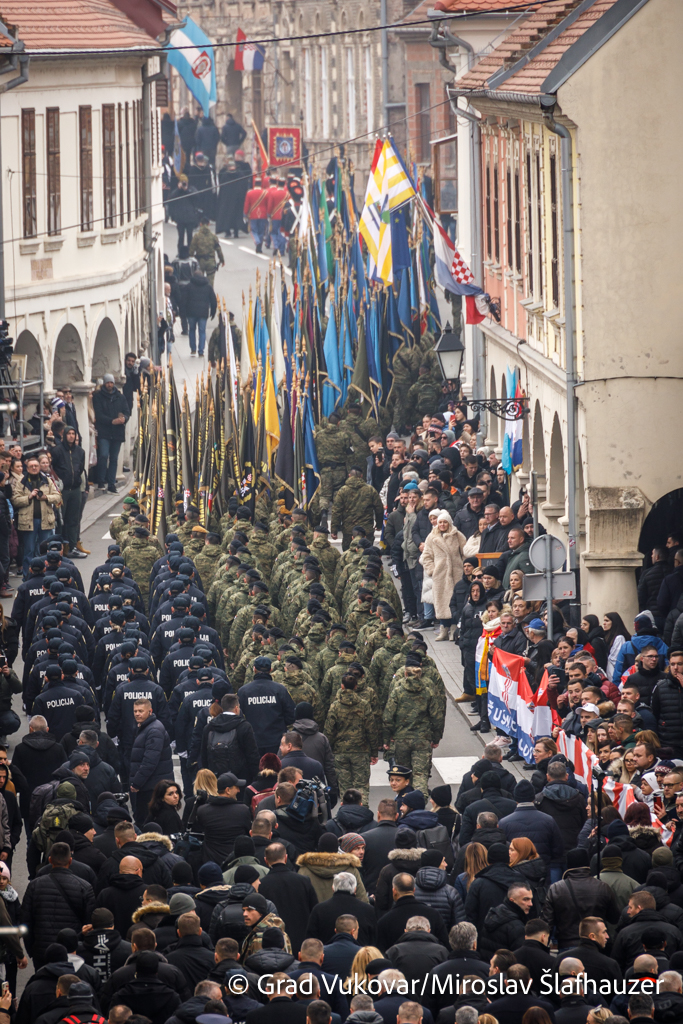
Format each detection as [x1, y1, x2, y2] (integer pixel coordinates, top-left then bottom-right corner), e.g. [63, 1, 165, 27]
[108, 949, 182, 1024]
[374, 829, 425, 915]
[240, 892, 292, 961]
[295, 832, 368, 904]
[222, 835, 270, 884]
[420, 510, 465, 641]
[292, 702, 339, 802]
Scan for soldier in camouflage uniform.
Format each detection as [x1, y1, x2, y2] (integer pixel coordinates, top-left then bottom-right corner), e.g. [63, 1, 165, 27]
[315, 412, 353, 514]
[389, 345, 415, 434]
[281, 565, 337, 636]
[382, 655, 445, 797]
[367, 625, 406, 703]
[325, 674, 378, 804]
[222, 508, 253, 550]
[215, 567, 260, 644]
[342, 405, 376, 470]
[320, 639, 360, 722]
[303, 616, 330, 683]
[291, 600, 329, 639]
[227, 581, 281, 661]
[194, 533, 224, 591]
[188, 218, 224, 286]
[345, 590, 374, 643]
[175, 504, 202, 546]
[315, 624, 348, 684]
[248, 522, 277, 578]
[185, 524, 208, 559]
[310, 526, 340, 589]
[330, 469, 384, 551]
[231, 625, 266, 688]
[111, 497, 140, 543]
[275, 657, 322, 722]
[124, 527, 162, 613]
[406, 364, 442, 426]
[334, 528, 368, 584]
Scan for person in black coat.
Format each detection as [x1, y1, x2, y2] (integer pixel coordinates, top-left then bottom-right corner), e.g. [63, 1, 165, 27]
[279, 733, 324, 780]
[15, 948, 97, 1024]
[463, 843, 522, 957]
[556, 917, 622, 987]
[95, 855, 148, 936]
[258, 843, 318, 954]
[456, 581, 487, 697]
[165, 911, 216, 990]
[50, 430, 86, 554]
[200, 694, 260, 784]
[535, 762, 588, 853]
[21, 842, 95, 967]
[481, 886, 533, 955]
[195, 116, 220, 165]
[638, 548, 672, 617]
[108, 949, 182, 1024]
[487, 964, 557, 1024]
[458, 772, 517, 845]
[129, 704, 174, 827]
[376, 874, 449, 951]
[513, 918, 557, 993]
[169, 176, 201, 252]
[184, 272, 217, 358]
[195, 772, 252, 865]
[386, 921, 447, 985]
[92, 378, 130, 493]
[611, 890, 683, 970]
[77, 907, 132, 980]
[499, 780, 566, 871]
[361, 802, 399, 892]
[238, 661, 297, 755]
[305, 872, 377, 947]
[96, 821, 172, 893]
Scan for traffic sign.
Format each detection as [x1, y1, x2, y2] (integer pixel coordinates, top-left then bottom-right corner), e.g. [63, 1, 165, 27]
[523, 572, 576, 601]
[529, 533, 566, 573]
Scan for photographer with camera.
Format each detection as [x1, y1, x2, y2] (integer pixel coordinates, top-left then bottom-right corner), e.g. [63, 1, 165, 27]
[12, 454, 62, 579]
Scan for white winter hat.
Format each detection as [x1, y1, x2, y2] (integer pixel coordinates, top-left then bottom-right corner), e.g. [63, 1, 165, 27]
[437, 510, 453, 526]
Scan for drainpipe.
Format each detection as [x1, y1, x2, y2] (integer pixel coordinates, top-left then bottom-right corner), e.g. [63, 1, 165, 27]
[543, 104, 580, 624]
[142, 54, 168, 362]
[448, 98, 485, 439]
[0, 49, 29, 320]
[429, 21, 474, 75]
[381, 0, 390, 130]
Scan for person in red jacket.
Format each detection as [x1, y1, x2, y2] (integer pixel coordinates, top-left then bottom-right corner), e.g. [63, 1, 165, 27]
[243, 177, 269, 253]
[267, 176, 289, 256]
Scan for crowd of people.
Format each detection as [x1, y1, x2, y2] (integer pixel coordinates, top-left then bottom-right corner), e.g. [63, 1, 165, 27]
[0, 378, 679, 1024]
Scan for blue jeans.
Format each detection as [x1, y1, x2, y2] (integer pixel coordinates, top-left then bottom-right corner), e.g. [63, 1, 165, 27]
[188, 317, 207, 355]
[249, 218, 267, 246]
[97, 437, 122, 489]
[22, 518, 53, 578]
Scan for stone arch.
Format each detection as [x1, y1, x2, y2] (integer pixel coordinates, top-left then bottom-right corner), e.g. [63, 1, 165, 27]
[487, 367, 498, 446]
[532, 401, 546, 499]
[54, 324, 84, 386]
[549, 413, 565, 507]
[92, 317, 121, 380]
[638, 488, 683, 566]
[14, 329, 43, 382]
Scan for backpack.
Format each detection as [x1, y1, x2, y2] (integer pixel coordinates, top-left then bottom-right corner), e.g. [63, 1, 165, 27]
[33, 800, 78, 857]
[415, 824, 455, 869]
[213, 900, 248, 945]
[29, 779, 60, 827]
[206, 725, 239, 775]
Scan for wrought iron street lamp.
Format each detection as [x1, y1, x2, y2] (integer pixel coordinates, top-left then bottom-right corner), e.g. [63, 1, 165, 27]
[434, 322, 465, 382]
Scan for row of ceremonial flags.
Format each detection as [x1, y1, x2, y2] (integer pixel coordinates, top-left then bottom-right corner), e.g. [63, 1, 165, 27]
[480, 647, 673, 843]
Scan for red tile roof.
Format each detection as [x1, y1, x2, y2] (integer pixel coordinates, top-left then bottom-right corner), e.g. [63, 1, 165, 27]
[0, 0, 161, 50]
[432, 0, 539, 11]
[454, 0, 619, 94]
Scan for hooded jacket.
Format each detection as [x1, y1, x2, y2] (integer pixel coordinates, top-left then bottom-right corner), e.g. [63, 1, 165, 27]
[109, 973, 182, 1024]
[386, 928, 448, 981]
[325, 802, 375, 837]
[482, 898, 529, 956]
[78, 927, 133, 981]
[613, 630, 668, 680]
[413, 867, 466, 929]
[542, 866, 620, 948]
[296, 850, 368, 904]
[96, 839, 172, 893]
[207, 881, 277, 944]
[375, 847, 425, 914]
[535, 781, 587, 852]
[459, 787, 517, 845]
[464, 862, 522, 952]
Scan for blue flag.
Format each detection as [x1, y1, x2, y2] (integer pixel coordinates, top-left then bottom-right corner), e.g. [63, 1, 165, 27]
[322, 304, 341, 417]
[166, 18, 217, 117]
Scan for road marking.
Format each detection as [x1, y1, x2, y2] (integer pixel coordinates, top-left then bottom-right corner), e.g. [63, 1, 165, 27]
[219, 239, 233, 246]
[238, 246, 270, 261]
[102, 531, 112, 539]
[431, 756, 478, 785]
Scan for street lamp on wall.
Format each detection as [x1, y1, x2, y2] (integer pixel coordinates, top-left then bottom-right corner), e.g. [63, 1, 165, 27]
[434, 322, 465, 383]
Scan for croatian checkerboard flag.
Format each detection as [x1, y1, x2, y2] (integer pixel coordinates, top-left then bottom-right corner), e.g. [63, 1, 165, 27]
[166, 18, 216, 116]
[487, 649, 535, 762]
[234, 28, 265, 71]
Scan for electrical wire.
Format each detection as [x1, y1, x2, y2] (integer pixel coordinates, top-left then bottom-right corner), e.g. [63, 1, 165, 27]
[20, 0, 562, 59]
[3, 99, 453, 247]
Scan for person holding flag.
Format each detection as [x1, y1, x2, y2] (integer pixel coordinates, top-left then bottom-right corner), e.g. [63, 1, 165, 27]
[244, 177, 270, 253]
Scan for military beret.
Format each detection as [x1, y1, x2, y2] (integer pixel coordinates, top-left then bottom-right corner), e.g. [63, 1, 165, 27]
[292, 507, 307, 516]
[313, 524, 329, 534]
[133, 527, 149, 538]
[235, 507, 252, 520]
[285, 655, 303, 669]
[339, 641, 356, 651]
[123, 496, 138, 506]
[191, 525, 208, 534]
[253, 521, 268, 532]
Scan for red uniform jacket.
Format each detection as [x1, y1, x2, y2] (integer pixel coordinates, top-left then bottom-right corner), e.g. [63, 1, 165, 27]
[244, 187, 268, 219]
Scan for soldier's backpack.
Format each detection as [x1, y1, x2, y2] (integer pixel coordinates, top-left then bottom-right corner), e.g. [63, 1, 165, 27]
[32, 800, 78, 857]
[415, 823, 455, 869]
[58, 1014, 106, 1024]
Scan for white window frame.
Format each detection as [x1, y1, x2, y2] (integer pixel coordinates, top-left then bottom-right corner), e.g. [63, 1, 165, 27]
[365, 45, 373, 133]
[303, 48, 313, 138]
[346, 47, 356, 137]
[321, 47, 329, 139]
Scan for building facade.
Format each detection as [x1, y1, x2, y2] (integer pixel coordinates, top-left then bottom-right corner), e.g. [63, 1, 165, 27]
[449, 0, 683, 620]
[1, 0, 170, 454]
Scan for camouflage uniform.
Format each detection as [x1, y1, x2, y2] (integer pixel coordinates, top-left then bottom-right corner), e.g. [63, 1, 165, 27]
[188, 224, 224, 286]
[330, 476, 384, 551]
[320, 651, 358, 721]
[241, 913, 292, 960]
[389, 345, 415, 434]
[367, 634, 406, 703]
[124, 537, 161, 613]
[325, 688, 377, 803]
[317, 634, 345, 684]
[281, 580, 338, 636]
[310, 536, 340, 589]
[382, 670, 444, 797]
[304, 624, 329, 684]
[110, 510, 135, 543]
[248, 533, 277, 578]
[345, 602, 374, 643]
[228, 597, 281, 662]
[315, 421, 353, 511]
[406, 371, 442, 423]
[194, 544, 224, 591]
[231, 639, 265, 688]
[342, 408, 376, 469]
[275, 670, 322, 722]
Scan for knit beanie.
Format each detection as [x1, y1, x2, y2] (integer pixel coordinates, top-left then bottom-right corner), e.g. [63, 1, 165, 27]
[394, 828, 418, 850]
[317, 833, 339, 853]
[340, 833, 366, 855]
[514, 781, 536, 803]
[487, 843, 510, 864]
[401, 791, 426, 811]
[566, 848, 590, 869]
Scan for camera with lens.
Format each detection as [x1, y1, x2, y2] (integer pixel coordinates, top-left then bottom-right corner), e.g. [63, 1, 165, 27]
[287, 777, 330, 822]
[592, 764, 607, 782]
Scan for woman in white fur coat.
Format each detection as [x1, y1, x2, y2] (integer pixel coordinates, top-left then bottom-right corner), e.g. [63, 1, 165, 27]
[421, 510, 466, 641]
